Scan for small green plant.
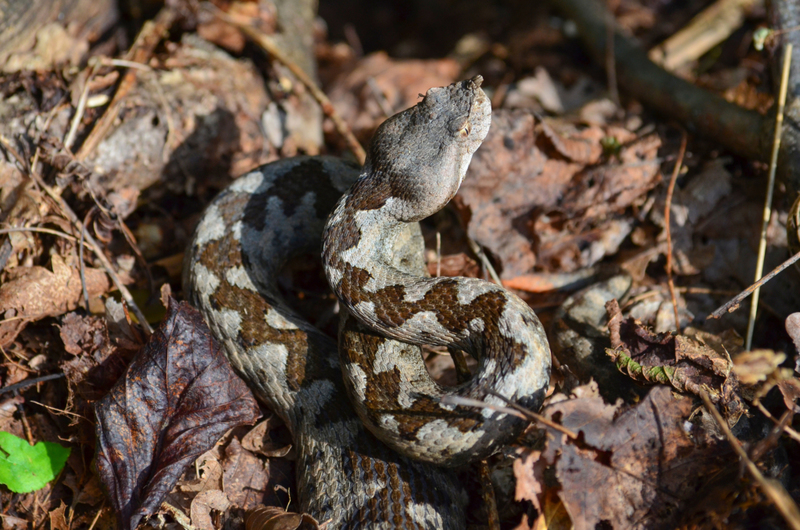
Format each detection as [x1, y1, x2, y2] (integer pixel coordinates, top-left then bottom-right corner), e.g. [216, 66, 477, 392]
[0, 431, 70, 493]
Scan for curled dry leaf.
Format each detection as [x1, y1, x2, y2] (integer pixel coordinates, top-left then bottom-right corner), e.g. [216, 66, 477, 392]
[94, 298, 260, 530]
[516, 385, 727, 530]
[605, 299, 744, 422]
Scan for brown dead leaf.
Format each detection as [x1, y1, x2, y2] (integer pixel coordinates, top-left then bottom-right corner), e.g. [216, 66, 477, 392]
[326, 51, 459, 144]
[778, 379, 800, 413]
[521, 385, 726, 530]
[191, 490, 231, 530]
[733, 350, 786, 385]
[222, 438, 276, 511]
[786, 313, 800, 354]
[457, 111, 660, 276]
[60, 312, 107, 356]
[49, 501, 69, 530]
[0, 254, 110, 346]
[1, 514, 27, 530]
[245, 506, 320, 530]
[241, 417, 293, 459]
[94, 298, 260, 530]
[538, 118, 604, 164]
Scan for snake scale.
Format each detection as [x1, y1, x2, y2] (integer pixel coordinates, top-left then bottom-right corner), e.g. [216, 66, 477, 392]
[184, 77, 551, 528]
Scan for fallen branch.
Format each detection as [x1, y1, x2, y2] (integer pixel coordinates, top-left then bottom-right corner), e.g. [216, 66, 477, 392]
[548, 0, 786, 180]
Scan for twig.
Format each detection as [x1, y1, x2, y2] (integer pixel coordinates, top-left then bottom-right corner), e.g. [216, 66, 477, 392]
[29, 400, 89, 422]
[548, 0, 772, 164]
[64, 67, 94, 152]
[0, 133, 29, 171]
[467, 237, 502, 285]
[664, 132, 687, 332]
[707, 249, 800, 319]
[30, 173, 153, 335]
[209, 5, 367, 164]
[0, 373, 65, 396]
[755, 401, 800, 444]
[0, 227, 89, 247]
[700, 390, 800, 529]
[76, 7, 178, 161]
[86, 504, 105, 530]
[439, 393, 580, 439]
[80, 212, 91, 310]
[746, 43, 793, 350]
[478, 461, 500, 530]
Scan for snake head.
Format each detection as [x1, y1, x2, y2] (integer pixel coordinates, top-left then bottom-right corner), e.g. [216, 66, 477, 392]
[365, 76, 492, 222]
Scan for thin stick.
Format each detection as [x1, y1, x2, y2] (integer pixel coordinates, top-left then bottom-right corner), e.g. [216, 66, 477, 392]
[0, 227, 89, 246]
[86, 504, 105, 530]
[755, 401, 800, 445]
[79, 212, 90, 310]
[30, 174, 153, 335]
[746, 43, 793, 350]
[708, 249, 800, 319]
[440, 393, 580, 439]
[700, 390, 800, 529]
[0, 373, 65, 396]
[664, 132, 687, 332]
[64, 68, 94, 151]
[210, 6, 367, 164]
[467, 237, 502, 285]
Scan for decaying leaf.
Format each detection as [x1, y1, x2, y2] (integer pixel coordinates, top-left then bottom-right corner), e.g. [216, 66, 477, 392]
[94, 297, 260, 530]
[191, 490, 231, 530]
[786, 312, 800, 355]
[457, 110, 660, 278]
[733, 349, 787, 385]
[516, 385, 727, 530]
[245, 506, 320, 530]
[0, 254, 111, 346]
[606, 299, 744, 422]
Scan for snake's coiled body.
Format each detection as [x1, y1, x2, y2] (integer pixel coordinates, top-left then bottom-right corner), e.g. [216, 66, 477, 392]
[184, 77, 551, 527]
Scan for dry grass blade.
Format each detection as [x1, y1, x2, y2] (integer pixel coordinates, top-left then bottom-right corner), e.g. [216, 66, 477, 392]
[746, 43, 793, 350]
[700, 389, 800, 529]
[664, 131, 687, 332]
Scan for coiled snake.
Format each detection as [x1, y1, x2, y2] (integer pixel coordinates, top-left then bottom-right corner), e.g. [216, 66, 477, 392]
[184, 77, 551, 528]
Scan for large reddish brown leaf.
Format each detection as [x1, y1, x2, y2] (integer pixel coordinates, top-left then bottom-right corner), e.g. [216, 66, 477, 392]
[94, 298, 260, 530]
[517, 385, 728, 530]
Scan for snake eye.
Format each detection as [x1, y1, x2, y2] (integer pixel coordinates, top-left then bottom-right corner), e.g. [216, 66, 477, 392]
[459, 124, 471, 137]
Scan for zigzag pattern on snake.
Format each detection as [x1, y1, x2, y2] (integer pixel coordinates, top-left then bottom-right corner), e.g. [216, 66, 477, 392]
[184, 77, 551, 528]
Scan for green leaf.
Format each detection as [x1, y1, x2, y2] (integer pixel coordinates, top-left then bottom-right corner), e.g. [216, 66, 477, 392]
[0, 431, 71, 493]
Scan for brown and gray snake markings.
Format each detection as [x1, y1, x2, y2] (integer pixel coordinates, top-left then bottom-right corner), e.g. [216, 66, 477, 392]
[184, 77, 551, 528]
